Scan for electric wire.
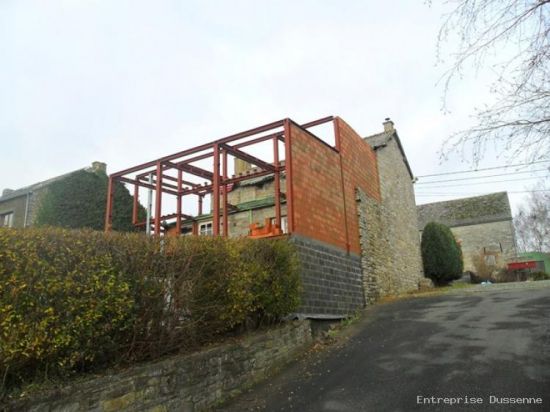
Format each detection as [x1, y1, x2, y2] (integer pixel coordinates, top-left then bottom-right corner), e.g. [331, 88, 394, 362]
[416, 160, 550, 178]
[415, 175, 548, 189]
[416, 168, 549, 184]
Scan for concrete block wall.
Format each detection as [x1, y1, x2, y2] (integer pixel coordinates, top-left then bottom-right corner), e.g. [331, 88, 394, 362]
[6, 321, 312, 412]
[290, 235, 364, 317]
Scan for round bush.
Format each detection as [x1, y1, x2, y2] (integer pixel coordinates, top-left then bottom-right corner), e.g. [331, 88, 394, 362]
[421, 222, 464, 285]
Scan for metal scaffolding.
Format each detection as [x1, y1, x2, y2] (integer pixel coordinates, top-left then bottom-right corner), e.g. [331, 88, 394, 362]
[105, 116, 335, 237]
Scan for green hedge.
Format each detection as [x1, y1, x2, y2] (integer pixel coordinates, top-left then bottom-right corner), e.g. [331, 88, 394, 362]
[421, 222, 464, 285]
[0, 228, 301, 392]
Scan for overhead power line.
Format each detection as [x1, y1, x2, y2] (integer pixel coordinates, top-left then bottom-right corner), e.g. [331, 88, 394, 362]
[415, 189, 550, 196]
[416, 168, 549, 184]
[415, 175, 548, 189]
[416, 160, 550, 178]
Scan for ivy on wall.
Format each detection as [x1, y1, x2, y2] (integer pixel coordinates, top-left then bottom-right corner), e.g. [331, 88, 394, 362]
[35, 169, 145, 231]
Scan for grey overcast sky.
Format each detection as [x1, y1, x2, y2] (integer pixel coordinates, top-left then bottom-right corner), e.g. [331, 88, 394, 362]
[1, 0, 548, 214]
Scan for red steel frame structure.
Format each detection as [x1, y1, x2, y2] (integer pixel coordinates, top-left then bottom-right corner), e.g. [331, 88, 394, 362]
[105, 116, 335, 236]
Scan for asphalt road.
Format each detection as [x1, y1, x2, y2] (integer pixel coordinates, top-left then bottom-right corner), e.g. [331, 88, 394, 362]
[220, 282, 550, 411]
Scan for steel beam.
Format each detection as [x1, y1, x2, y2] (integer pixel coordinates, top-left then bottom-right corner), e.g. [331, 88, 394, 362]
[179, 169, 278, 196]
[220, 143, 275, 172]
[165, 161, 213, 181]
[117, 176, 179, 196]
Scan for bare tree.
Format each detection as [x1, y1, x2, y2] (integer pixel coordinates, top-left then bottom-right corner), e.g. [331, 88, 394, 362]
[437, 0, 550, 164]
[514, 190, 550, 252]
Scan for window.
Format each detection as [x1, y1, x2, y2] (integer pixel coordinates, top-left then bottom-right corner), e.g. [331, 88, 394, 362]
[270, 216, 288, 234]
[484, 255, 497, 266]
[0, 212, 13, 228]
[199, 221, 213, 236]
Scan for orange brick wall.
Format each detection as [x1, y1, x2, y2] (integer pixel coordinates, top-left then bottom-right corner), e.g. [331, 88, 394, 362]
[289, 118, 380, 254]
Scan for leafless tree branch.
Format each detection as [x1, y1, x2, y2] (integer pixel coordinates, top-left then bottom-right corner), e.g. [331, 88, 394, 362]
[436, 0, 550, 164]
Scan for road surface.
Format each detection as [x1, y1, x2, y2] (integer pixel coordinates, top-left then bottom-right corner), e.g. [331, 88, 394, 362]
[220, 281, 550, 411]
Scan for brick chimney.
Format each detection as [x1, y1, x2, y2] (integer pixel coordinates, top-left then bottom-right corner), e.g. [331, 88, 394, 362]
[234, 158, 253, 175]
[383, 117, 395, 132]
[91, 161, 107, 174]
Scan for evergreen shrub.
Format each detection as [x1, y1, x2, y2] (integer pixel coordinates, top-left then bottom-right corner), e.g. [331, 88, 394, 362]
[421, 222, 464, 285]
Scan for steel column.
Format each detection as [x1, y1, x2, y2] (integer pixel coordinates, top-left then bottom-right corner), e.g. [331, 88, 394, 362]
[222, 150, 228, 237]
[176, 169, 182, 235]
[283, 119, 294, 233]
[334, 118, 350, 253]
[212, 144, 220, 236]
[104, 176, 114, 232]
[273, 136, 281, 230]
[132, 183, 139, 225]
[154, 162, 162, 235]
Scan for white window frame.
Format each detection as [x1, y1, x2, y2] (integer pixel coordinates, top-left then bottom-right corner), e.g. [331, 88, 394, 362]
[271, 216, 288, 234]
[199, 221, 213, 236]
[0, 212, 14, 228]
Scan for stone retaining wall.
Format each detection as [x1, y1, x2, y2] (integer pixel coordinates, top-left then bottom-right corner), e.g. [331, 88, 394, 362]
[6, 321, 312, 412]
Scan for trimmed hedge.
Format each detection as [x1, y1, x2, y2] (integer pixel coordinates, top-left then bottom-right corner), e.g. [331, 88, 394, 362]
[421, 222, 464, 285]
[35, 169, 145, 232]
[0, 228, 300, 392]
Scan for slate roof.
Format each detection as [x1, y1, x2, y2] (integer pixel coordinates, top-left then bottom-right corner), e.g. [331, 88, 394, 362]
[0, 162, 106, 203]
[364, 130, 414, 179]
[417, 192, 512, 230]
[0, 168, 86, 203]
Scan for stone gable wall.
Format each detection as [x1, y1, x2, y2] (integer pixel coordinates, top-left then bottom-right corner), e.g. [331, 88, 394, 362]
[356, 135, 425, 302]
[0, 188, 45, 228]
[375, 137, 425, 292]
[448, 220, 517, 272]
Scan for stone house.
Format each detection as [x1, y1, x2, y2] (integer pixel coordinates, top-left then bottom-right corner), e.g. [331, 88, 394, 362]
[108, 116, 425, 317]
[0, 162, 106, 228]
[417, 192, 517, 272]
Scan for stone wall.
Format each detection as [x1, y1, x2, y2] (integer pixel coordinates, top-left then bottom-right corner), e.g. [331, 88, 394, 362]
[449, 220, 517, 272]
[374, 137, 425, 292]
[227, 176, 287, 206]
[228, 204, 288, 237]
[355, 189, 393, 303]
[6, 321, 312, 412]
[0, 195, 27, 227]
[290, 235, 364, 316]
[0, 188, 45, 228]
